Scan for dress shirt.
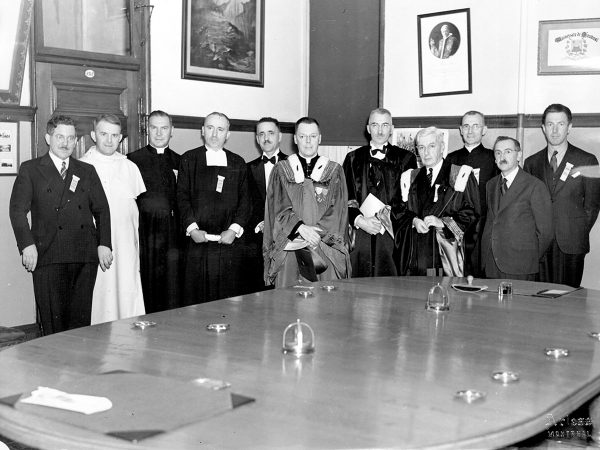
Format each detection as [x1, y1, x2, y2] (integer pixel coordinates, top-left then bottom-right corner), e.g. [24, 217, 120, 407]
[369, 141, 387, 160]
[548, 146, 567, 168]
[262, 150, 281, 187]
[205, 146, 227, 166]
[502, 166, 519, 189]
[48, 152, 69, 174]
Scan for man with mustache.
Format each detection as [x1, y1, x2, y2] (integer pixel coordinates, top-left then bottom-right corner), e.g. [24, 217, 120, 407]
[524, 104, 600, 287]
[481, 137, 552, 280]
[177, 112, 251, 303]
[246, 117, 288, 291]
[9, 115, 112, 334]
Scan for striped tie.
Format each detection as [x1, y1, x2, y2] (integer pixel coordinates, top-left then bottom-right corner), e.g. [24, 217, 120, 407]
[426, 168, 433, 185]
[500, 177, 507, 196]
[550, 151, 558, 173]
[60, 161, 67, 180]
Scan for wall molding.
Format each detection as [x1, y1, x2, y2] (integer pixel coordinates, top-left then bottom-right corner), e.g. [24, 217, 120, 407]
[394, 113, 600, 129]
[171, 115, 295, 133]
[0, 106, 36, 122]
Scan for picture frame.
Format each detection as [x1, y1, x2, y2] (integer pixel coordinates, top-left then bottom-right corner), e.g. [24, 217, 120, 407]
[181, 0, 265, 87]
[0, 122, 20, 175]
[417, 8, 472, 97]
[0, 0, 33, 104]
[538, 18, 600, 75]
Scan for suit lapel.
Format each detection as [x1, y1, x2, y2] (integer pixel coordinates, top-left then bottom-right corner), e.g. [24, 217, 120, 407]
[488, 176, 501, 218]
[497, 169, 524, 215]
[253, 160, 267, 201]
[552, 146, 573, 196]
[37, 154, 65, 206]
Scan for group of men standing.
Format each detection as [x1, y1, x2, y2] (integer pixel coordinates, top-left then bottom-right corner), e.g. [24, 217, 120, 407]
[9, 102, 599, 335]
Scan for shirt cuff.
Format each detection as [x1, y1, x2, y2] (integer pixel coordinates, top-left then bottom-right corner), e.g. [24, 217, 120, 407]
[186, 222, 199, 236]
[229, 223, 243, 238]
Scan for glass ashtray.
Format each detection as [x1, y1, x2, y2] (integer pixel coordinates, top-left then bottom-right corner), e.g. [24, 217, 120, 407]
[132, 320, 156, 330]
[321, 285, 336, 291]
[491, 371, 520, 384]
[589, 332, 600, 340]
[297, 290, 313, 298]
[545, 348, 569, 358]
[454, 389, 486, 403]
[206, 323, 230, 333]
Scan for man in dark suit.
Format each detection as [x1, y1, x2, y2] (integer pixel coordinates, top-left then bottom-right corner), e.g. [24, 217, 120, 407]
[246, 117, 287, 291]
[447, 111, 499, 277]
[524, 104, 600, 287]
[9, 115, 112, 334]
[128, 110, 181, 313]
[343, 108, 416, 277]
[399, 127, 480, 276]
[482, 137, 553, 280]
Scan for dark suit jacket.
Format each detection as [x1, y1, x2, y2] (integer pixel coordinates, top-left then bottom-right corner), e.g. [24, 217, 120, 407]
[482, 169, 553, 275]
[9, 153, 111, 267]
[524, 143, 600, 255]
[247, 151, 287, 228]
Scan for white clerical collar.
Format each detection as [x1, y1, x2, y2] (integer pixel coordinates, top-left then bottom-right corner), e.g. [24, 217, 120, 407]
[48, 151, 69, 172]
[465, 143, 479, 152]
[154, 146, 166, 154]
[205, 146, 227, 166]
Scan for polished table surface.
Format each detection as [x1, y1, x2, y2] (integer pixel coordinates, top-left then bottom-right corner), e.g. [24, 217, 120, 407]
[1, 276, 600, 449]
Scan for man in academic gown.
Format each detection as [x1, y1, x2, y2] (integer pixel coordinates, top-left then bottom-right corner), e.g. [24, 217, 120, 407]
[128, 110, 181, 313]
[9, 115, 112, 334]
[482, 137, 553, 280]
[177, 112, 251, 303]
[263, 117, 350, 287]
[399, 126, 480, 276]
[523, 103, 600, 287]
[446, 111, 499, 276]
[342, 108, 416, 277]
[246, 117, 287, 292]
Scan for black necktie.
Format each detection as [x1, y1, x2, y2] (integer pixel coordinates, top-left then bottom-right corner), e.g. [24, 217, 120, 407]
[550, 151, 558, 173]
[426, 168, 433, 185]
[500, 177, 507, 196]
[60, 161, 67, 180]
[262, 155, 276, 165]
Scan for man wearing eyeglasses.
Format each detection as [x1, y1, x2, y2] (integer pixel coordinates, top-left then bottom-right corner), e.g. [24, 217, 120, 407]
[9, 115, 112, 334]
[342, 108, 416, 277]
[263, 117, 350, 287]
[446, 111, 498, 277]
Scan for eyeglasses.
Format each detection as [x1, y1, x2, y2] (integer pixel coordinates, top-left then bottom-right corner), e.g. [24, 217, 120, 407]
[460, 124, 481, 132]
[297, 134, 319, 142]
[54, 134, 77, 144]
[369, 123, 391, 131]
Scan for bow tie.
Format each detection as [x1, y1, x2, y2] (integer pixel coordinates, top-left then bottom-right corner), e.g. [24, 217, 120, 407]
[370, 147, 387, 157]
[262, 155, 276, 165]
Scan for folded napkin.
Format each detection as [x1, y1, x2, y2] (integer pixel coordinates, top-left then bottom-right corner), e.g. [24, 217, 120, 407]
[205, 233, 222, 242]
[19, 387, 112, 415]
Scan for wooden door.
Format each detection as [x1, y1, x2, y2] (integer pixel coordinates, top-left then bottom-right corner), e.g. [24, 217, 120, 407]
[33, 0, 150, 158]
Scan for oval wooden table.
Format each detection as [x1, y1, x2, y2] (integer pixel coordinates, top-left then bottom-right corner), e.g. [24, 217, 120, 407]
[1, 276, 599, 449]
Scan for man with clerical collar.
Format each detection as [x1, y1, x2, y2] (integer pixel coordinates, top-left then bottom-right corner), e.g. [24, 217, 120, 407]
[128, 110, 182, 313]
[446, 110, 499, 277]
[481, 137, 552, 280]
[246, 117, 288, 292]
[342, 108, 416, 277]
[399, 126, 480, 276]
[524, 103, 600, 287]
[263, 116, 350, 287]
[177, 111, 251, 303]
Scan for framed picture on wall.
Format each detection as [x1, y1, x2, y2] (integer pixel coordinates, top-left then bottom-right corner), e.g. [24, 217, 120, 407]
[417, 8, 472, 97]
[0, 122, 19, 175]
[538, 18, 600, 75]
[181, 0, 265, 87]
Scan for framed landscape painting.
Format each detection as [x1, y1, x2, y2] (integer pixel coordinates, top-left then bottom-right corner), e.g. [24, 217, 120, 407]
[182, 0, 264, 87]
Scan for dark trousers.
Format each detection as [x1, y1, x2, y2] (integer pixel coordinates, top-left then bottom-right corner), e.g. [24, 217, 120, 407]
[540, 239, 585, 288]
[32, 262, 97, 335]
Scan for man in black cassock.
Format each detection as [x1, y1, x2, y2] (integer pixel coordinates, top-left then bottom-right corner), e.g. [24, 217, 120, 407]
[446, 111, 498, 276]
[127, 110, 181, 313]
[342, 108, 416, 277]
[177, 112, 251, 304]
[399, 127, 480, 276]
[245, 117, 288, 292]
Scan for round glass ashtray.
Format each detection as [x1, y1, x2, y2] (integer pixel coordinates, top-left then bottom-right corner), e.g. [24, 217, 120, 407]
[491, 371, 520, 384]
[297, 290, 313, 298]
[589, 332, 600, 340]
[544, 347, 569, 358]
[206, 323, 230, 333]
[320, 285, 336, 292]
[132, 320, 156, 330]
[454, 389, 486, 404]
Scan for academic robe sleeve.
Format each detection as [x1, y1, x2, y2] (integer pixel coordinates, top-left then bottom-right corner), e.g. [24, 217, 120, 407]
[342, 153, 361, 226]
[232, 162, 251, 229]
[439, 172, 480, 242]
[176, 153, 196, 232]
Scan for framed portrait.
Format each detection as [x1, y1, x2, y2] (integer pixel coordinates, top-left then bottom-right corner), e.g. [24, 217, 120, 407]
[417, 8, 472, 97]
[0, 0, 33, 104]
[538, 18, 600, 75]
[181, 0, 265, 87]
[0, 122, 19, 175]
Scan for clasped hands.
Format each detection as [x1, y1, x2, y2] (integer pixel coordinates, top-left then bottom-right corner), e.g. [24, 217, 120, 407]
[190, 228, 236, 245]
[413, 216, 444, 234]
[298, 224, 322, 248]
